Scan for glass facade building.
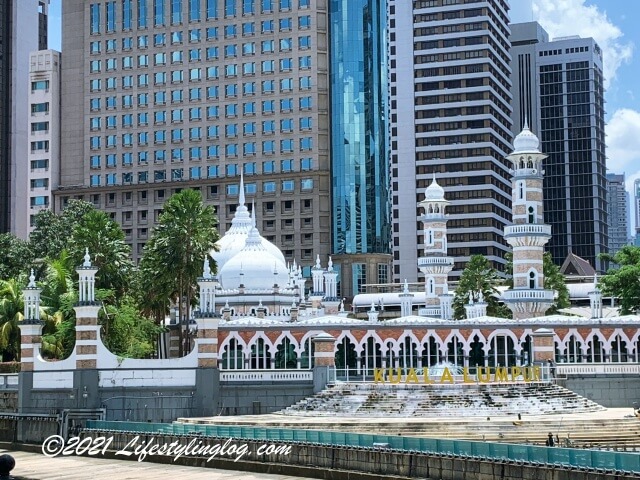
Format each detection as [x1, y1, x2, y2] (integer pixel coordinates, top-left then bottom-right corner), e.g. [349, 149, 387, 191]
[329, 0, 390, 256]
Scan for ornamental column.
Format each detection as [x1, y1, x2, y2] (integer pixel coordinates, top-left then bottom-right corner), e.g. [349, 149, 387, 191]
[20, 270, 43, 372]
[75, 249, 100, 370]
[312, 333, 335, 393]
[502, 123, 554, 320]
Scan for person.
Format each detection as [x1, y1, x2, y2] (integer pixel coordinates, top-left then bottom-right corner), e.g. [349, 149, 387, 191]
[545, 432, 555, 447]
[0, 454, 15, 479]
[547, 359, 556, 379]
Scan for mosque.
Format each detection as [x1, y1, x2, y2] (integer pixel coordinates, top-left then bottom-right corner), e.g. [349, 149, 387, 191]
[195, 124, 640, 372]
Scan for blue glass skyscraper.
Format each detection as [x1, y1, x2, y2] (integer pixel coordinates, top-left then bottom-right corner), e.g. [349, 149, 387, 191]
[329, 0, 391, 296]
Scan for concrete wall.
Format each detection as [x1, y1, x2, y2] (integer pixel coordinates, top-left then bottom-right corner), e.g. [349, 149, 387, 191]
[219, 382, 313, 415]
[79, 430, 632, 480]
[562, 375, 640, 408]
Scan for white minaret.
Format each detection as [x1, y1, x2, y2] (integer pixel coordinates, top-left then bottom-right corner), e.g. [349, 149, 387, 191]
[588, 273, 603, 319]
[502, 122, 554, 320]
[197, 257, 218, 316]
[77, 248, 99, 303]
[311, 255, 325, 295]
[323, 256, 338, 299]
[22, 269, 42, 321]
[417, 175, 454, 318]
[399, 279, 414, 317]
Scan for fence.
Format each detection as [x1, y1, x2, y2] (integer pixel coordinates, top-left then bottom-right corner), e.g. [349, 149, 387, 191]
[86, 420, 640, 472]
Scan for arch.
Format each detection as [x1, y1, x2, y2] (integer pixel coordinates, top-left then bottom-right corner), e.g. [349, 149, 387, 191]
[275, 337, 298, 369]
[561, 333, 584, 363]
[609, 333, 630, 362]
[335, 335, 357, 375]
[398, 335, 419, 369]
[360, 335, 383, 375]
[468, 334, 485, 368]
[221, 337, 245, 369]
[420, 335, 440, 368]
[585, 332, 605, 363]
[526, 156, 533, 169]
[527, 205, 535, 224]
[528, 269, 538, 289]
[249, 337, 272, 369]
[488, 334, 516, 367]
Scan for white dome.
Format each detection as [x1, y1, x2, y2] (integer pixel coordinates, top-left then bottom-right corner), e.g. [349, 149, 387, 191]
[512, 122, 540, 154]
[424, 175, 445, 201]
[210, 176, 285, 271]
[218, 227, 290, 290]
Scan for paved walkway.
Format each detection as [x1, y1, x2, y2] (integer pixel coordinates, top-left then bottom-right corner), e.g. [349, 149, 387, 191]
[1, 449, 312, 480]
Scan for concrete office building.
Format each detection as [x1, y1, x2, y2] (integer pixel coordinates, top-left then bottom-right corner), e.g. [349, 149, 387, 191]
[0, 0, 49, 235]
[389, 0, 514, 283]
[635, 179, 640, 246]
[58, 0, 331, 275]
[606, 173, 630, 256]
[510, 22, 608, 272]
[24, 50, 61, 237]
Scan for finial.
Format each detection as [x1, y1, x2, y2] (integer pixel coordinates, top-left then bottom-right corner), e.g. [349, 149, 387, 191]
[28, 269, 36, 288]
[523, 115, 529, 130]
[478, 290, 484, 303]
[327, 256, 333, 272]
[251, 199, 256, 227]
[83, 248, 91, 267]
[432, 172, 436, 183]
[239, 171, 245, 206]
[273, 262, 278, 275]
[203, 257, 212, 279]
[224, 300, 230, 309]
[370, 301, 376, 312]
[315, 254, 321, 269]
[468, 291, 473, 304]
[593, 273, 598, 287]
[258, 298, 263, 307]
[403, 279, 409, 294]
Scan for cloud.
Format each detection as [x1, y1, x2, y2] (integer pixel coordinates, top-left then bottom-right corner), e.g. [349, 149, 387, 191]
[532, 0, 633, 88]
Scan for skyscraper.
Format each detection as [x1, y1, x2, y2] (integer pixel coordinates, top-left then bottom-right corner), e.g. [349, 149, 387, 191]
[510, 22, 608, 272]
[328, 0, 391, 296]
[58, 0, 330, 275]
[606, 173, 630, 256]
[23, 50, 61, 237]
[389, 0, 513, 283]
[0, 0, 49, 235]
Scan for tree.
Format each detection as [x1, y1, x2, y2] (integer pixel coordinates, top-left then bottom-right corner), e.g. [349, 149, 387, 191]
[29, 200, 95, 260]
[599, 245, 640, 315]
[453, 255, 510, 319]
[0, 278, 25, 361]
[68, 210, 134, 295]
[0, 234, 34, 281]
[503, 252, 570, 315]
[140, 189, 219, 355]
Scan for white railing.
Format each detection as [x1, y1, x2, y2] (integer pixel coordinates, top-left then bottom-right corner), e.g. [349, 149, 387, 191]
[220, 370, 313, 382]
[502, 289, 554, 301]
[504, 224, 551, 236]
[556, 363, 640, 375]
[0, 374, 19, 388]
[417, 257, 454, 267]
[418, 307, 441, 317]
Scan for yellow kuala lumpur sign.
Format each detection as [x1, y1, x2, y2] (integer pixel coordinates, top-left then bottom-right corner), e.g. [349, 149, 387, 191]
[373, 366, 542, 384]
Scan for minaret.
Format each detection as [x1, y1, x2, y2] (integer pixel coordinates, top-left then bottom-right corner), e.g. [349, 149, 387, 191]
[197, 257, 218, 316]
[417, 175, 454, 318]
[502, 122, 554, 320]
[588, 273, 603, 319]
[399, 279, 414, 317]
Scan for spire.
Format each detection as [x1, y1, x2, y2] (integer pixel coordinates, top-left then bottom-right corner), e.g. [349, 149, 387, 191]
[203, 257, 212, 279]
[28, 269, 36, 288]
[251, 199, 256, 227]
[83, 248, 91, 267]
[403, 279, 409, 294]
[523, 115, 529, 130]
[239, 171, 245, 206]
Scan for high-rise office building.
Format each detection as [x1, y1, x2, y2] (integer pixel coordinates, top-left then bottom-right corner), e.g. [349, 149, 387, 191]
[328, 0, 391, 296]
[58, 0, 389, 300]
[635, 179, 640, 246]
[510, 22, 608, 272]
[606, 173, 630, 256]
[389, 0, 513, 283]
[24, 50, 61, 237]
[0, 0, 49, 235]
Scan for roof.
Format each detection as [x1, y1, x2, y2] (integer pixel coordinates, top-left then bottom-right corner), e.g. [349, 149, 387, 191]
[560, 252, 596, 277]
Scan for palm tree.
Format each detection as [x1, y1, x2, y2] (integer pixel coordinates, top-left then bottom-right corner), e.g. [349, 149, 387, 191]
[453, 255, 510, 319]
[68, 209, 134, 296]
[0, 278, 25, 361]
[141, 189, 219, 356]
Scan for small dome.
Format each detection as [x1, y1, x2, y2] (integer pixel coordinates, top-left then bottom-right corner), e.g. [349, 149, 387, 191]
[424, 174, 445, 201]
[218, 227, 289, 290]
[512, 122, 540, 154]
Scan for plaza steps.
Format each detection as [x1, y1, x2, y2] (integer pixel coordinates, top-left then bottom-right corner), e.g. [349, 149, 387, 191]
[280, 382, 604, 417]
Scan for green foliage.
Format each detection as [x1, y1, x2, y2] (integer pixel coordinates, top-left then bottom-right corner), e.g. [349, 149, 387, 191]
[101, 298, 164, 358]
[68, 210, 134, 295]
[0, 278, 25, 361]
[0, 234, 34, 281]
[29, 200, 95, 260]
[453, 255, 510, 320]
[504, 252, 570, 315]
[140, 189, 219, 355]
[599, 245, 640, 315]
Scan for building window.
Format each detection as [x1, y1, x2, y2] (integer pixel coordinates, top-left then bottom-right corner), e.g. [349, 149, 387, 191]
[353, 264, 367, 294]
